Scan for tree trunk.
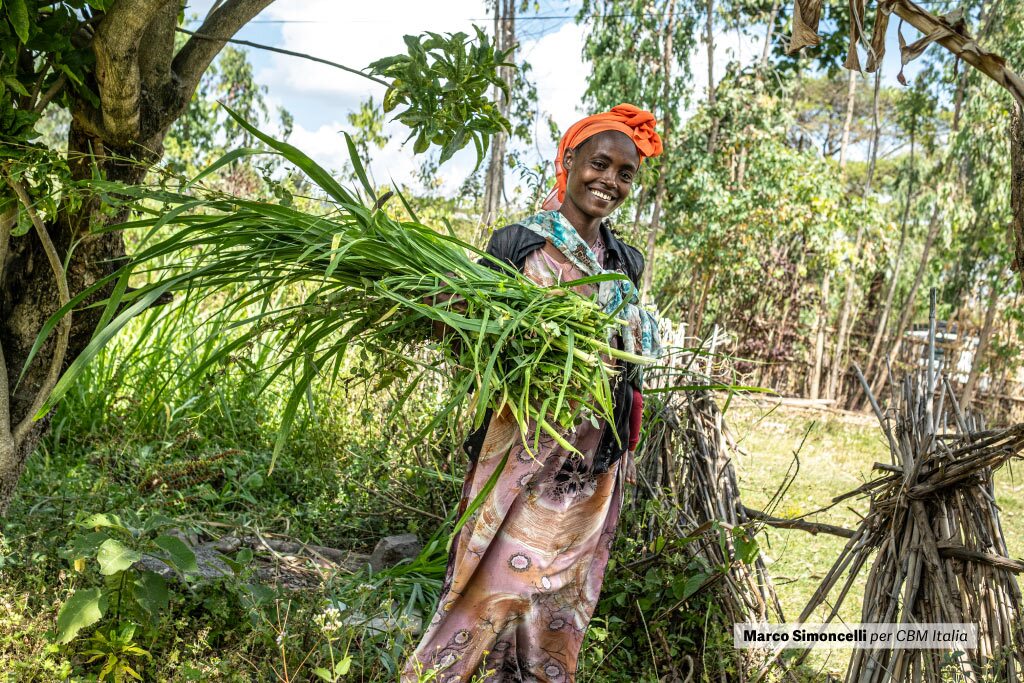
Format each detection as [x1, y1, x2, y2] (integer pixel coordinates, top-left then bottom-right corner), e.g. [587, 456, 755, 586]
[961, 278, 1001, 411]
[868, 202, 944, 400]
[482, 0, 515, 226]
[825, 69, 862, 400]
[631, 185, 648, 244]
[809, 272, 831, 400]
[759, 0, 781, 68]
[838, 70, 858, 173]
[0, 0, 273, 514]
[0, 124, 147, 514]
[862, 125, 917, 387]
[1012, 103, 1024, 286]
[705, 0, 719, 155]
[826, 227, 864, 401]
[644, 174, 666, 298]
[865, 70, 882, 191]
[641, 0, 676, 299]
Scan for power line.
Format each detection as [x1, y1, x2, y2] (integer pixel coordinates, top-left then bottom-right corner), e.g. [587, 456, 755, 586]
[175, 28, 389, 86]
[238, 3, 961, 24]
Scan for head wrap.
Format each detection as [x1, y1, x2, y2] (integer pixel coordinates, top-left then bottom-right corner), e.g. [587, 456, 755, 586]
[542, 103, 663, 210]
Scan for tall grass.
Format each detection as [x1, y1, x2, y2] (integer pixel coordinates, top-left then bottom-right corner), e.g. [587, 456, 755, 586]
[32, 109, 655, 477]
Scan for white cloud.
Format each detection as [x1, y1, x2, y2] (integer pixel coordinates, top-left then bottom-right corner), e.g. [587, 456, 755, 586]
[257, 0, 489, 191]
[521, 21, 590, 143]
[259, 0, 484, 111]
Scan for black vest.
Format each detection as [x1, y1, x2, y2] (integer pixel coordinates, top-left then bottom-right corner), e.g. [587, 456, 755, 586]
[462, 220, 645, 473]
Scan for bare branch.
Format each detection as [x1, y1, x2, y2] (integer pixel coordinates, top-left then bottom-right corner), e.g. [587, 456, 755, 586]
[174, 28, 390, 87]
[33, 74, 67, 114]
[0, 339, 14, 485]
[172, 0, 276, 105]
[1013, 103, 1024, 283]
[70, 103, 109, 141]
[28, 56, 54, 110]
[92, 0, 179, 145]
[741, 505, 856, 538]
[4, 178, 71, 448]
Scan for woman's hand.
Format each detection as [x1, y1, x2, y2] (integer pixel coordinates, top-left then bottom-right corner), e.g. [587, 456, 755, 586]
[624, 450, 637, 485]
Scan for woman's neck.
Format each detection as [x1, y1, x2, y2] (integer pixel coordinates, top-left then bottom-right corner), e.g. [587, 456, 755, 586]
[557, 204, 602, 245]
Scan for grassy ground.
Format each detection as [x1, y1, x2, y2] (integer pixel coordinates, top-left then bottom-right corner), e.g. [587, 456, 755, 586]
[726, 401, 1024, 680]
[2, 321, 1021, 683]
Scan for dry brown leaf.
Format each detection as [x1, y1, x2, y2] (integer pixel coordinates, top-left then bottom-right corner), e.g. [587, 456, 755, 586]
[889, 0, 1024, 107]
[866, 1, 894, 72]
[897, 19, 952, 84]
[844, 0, 867, 72]
[788, 0, 824, 54]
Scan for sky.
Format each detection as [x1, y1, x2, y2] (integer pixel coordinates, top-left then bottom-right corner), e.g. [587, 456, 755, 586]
[183, 0, 928, 194]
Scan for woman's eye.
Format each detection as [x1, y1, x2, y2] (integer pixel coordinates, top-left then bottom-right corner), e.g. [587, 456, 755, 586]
[620, 173, 633, 183]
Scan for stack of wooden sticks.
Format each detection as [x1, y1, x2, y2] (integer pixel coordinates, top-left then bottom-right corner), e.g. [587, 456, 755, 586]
[786, 352, 1024, 680]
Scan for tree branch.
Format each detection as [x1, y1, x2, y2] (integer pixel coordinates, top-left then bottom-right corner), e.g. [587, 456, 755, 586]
[28, 56, 54, 110]
[5, 178, 71, 448]
[172, 0, 276, 107]
[70, 102, 109, 141]
[1013, 103, 1024, 284]
[33, 74, 67, 114]
[741, 505, 856, 538]
[93, 0, 180, 145]
[0, 204, 14, 439]
[139, 1, 180, 96]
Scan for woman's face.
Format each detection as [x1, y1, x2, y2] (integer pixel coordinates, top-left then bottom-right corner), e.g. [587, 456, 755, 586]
[562, 131, 640, 220]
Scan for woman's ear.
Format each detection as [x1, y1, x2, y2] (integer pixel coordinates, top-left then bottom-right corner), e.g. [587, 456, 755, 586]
[563, 147, 574, 172]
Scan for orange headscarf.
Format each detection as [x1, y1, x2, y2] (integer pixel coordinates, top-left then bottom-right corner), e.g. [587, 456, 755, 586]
[542, 103, 663, 210]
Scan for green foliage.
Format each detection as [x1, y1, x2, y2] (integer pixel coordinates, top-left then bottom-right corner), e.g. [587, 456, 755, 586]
[368, 27, 513, 165]
[81, 624, 151, 683]
[57, 512, 197, 641]
[661, 66, 885, 364]
[0, 1, 100, 146]
[581, 0, 700, 227]
[582, 0, 698, 116]
[579, 519, 759, 678]
[163, 45, 292, 198]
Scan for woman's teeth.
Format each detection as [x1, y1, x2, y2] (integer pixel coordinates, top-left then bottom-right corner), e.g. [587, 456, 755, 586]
[590, 189, 612, 201]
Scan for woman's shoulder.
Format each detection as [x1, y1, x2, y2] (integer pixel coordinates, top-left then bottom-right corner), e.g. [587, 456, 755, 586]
[600, 222, 645, 281]
[482, 222, 547, 272]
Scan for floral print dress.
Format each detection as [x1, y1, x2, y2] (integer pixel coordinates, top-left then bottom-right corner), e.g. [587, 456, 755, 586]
[402, 237, 627, 682]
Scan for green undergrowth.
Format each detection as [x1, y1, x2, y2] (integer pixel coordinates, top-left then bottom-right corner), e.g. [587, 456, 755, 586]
[6, 303, 1012, 681]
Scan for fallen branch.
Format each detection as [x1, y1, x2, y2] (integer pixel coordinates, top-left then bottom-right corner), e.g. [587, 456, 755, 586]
[740, 505, 855, 539]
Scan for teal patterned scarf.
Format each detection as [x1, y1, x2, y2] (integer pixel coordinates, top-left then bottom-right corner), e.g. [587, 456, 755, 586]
[518, 210, 662, 365]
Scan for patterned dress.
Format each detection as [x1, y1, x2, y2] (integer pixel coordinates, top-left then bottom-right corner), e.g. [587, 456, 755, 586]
[401, 238, 628, 682]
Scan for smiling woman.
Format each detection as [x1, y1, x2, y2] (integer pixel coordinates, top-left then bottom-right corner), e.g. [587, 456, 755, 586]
[402, 105, 663, 682]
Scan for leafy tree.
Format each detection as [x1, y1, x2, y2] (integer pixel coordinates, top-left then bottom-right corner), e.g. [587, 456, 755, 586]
[0, 4, 516, 513]
[0, 0, 277, 514]
[581, 0, 700, 296]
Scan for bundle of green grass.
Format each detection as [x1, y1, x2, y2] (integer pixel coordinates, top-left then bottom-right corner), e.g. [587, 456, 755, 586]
[41, 114, 650, 468]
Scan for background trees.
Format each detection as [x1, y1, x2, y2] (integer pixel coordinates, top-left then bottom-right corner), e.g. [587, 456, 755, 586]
[604, 0, 1024, 418]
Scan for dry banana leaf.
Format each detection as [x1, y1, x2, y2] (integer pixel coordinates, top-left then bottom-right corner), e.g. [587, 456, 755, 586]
[844, 0, 867, 71]
[787, 0, 823, 53]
